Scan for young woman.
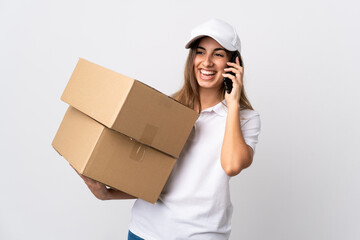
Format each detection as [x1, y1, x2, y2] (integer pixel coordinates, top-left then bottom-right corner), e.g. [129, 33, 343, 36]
[78, 18, 261, 240]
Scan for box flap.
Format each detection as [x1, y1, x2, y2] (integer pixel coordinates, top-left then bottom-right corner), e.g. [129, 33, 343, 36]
[61, 58, 134, 127]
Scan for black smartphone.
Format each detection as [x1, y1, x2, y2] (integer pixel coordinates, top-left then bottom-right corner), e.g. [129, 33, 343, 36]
[223, 52, 241, 94]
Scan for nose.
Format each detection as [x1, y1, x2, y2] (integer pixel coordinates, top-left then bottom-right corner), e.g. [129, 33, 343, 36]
[203, 54, 214, 67]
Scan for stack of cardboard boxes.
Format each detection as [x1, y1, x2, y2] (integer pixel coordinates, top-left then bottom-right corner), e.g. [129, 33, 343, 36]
[52, 58, 198, 203]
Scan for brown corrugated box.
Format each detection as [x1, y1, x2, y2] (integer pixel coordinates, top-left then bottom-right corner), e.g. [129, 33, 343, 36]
[61, 58, 197, 158]
[53, 106, 177, 203]
[52, 58, 198, 203]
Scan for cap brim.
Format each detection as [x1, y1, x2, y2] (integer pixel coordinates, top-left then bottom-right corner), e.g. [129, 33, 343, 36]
[185, 35, 206, 49]
[185, 34, 237, 52]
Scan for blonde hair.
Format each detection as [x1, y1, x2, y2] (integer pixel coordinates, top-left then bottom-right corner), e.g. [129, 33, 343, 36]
[172, 38, 254, 112]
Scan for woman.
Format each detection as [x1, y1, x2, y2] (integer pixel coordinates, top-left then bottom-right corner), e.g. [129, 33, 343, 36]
[78, 18, 261, 240]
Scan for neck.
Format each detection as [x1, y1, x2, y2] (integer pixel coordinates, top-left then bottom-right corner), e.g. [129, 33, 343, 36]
[197, 87, 222, 111]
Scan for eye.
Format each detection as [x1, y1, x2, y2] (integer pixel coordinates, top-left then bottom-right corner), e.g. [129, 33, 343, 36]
[196, 51, 205, 55]
[215, 53, 225, 57]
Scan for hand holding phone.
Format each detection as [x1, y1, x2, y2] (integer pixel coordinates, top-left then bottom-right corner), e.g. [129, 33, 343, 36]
[223, 52, 241, 94]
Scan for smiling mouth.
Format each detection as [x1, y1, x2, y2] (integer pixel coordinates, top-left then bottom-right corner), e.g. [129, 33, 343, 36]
[200, 69, 216, 80]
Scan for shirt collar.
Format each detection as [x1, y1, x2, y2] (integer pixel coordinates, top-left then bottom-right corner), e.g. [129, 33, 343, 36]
[200, 100, 228, 117]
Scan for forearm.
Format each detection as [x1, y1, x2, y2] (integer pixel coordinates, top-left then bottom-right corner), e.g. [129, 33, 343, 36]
[221, 104, 252, 176]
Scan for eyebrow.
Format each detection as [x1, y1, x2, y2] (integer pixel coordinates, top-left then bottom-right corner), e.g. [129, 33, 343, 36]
[197, 46, 227, 52]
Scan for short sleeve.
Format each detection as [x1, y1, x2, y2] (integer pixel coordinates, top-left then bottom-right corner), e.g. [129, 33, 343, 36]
[240, 110, 261, 154]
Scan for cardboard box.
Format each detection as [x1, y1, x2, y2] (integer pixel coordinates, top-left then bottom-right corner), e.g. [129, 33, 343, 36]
[61, 58, 198, 158]
[52, 106, 177, 204]
[53, 59, 198, 203]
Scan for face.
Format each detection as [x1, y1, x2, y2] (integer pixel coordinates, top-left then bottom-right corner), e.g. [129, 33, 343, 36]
[193, 37, 230, 91]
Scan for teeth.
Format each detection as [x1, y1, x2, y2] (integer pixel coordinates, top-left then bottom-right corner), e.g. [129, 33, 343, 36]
[200, 70, 216, 75]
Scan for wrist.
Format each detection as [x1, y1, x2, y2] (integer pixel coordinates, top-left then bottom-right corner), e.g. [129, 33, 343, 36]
[227, 102, 240, 111]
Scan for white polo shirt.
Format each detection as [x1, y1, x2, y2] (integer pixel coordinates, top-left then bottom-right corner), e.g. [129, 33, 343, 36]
[129, 100, 261, 240]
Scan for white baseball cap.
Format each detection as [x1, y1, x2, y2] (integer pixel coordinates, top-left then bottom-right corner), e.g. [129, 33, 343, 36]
[185, 18, 241, 53]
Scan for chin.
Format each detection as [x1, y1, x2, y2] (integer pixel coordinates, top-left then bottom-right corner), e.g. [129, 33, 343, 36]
[197, 78, 222, 89]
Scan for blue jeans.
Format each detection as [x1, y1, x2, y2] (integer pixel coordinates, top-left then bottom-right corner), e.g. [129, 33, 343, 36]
[128, 230, 144, 240]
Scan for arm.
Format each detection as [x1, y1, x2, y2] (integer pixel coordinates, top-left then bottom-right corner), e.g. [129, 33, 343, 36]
[221, 104, 253, 176]
[221, 57, 253, 176]
[72, 166, 137, 200]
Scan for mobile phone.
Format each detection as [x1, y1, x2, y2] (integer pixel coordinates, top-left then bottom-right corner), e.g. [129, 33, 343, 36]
[223, 52, 241, 94]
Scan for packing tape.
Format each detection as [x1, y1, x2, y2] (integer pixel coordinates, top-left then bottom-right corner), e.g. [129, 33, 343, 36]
[139, 124, 159, 145]
[129, 124, 159, 162]
[129, 138, 147, 162]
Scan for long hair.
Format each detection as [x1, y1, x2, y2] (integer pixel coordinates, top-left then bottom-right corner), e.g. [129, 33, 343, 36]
[172, 38, 254, 112]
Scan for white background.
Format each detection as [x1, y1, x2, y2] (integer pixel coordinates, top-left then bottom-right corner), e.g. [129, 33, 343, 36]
[1, 0, 359, 239]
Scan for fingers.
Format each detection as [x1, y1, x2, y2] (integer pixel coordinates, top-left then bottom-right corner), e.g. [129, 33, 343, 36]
[226, 57, 242, 69]
[81, 176, 109, 199]
[69, 164, 109, 200]
[223, 68, 243, 77]
[225, 62, 243, 74]
[80, 174, 98, 186]
[222, 72, 236, 80]
[225, 58, 243, 86]
[222, 70, 243, 87]
[69, 164, 99, 186]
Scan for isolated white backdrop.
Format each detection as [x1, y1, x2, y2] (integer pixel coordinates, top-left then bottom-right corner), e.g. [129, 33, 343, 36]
[1, 0, 359, 239]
